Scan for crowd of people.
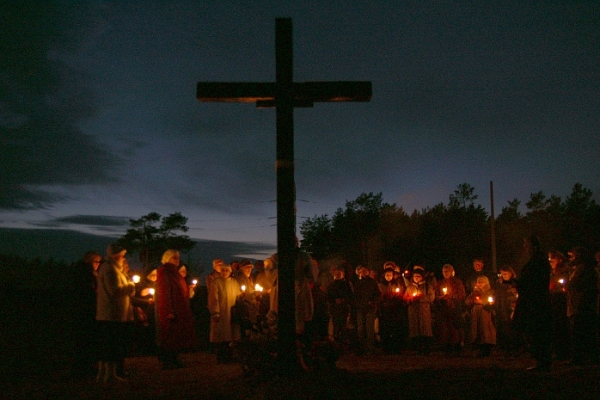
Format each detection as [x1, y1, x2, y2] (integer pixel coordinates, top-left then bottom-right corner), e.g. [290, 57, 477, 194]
[71, 236, 600, 382]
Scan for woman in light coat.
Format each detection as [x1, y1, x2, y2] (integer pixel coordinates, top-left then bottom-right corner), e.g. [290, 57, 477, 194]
[465, 275, 497, 357]
[209, 264, 242, 363]
[96, 244, 135, 382]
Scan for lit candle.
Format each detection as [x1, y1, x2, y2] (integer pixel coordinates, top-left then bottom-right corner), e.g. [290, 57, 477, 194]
[558, 278, 564, 285]
[132, 275, 140, 283]
[241, 285, 246, 292]
[255, 283, 264, 292]
[149, 288, 155, 296]
[442, 287, 448, 295]
[395, 287, 400, 293]
[192, 279, 198, 285]
[413, 292, 417, 297]
[488, 296, 494, 304]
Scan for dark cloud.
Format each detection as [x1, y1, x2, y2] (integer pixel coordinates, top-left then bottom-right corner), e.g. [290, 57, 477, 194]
[48, 215, 130, 227]
[0, 1, 120, 210]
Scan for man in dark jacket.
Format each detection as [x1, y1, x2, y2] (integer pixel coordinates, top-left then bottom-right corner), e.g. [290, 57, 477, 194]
[513, 235, 552, 371]
[353, 265, 381, 354]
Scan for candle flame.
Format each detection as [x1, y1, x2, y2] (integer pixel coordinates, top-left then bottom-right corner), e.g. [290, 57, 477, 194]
[442, 287, 447, 294]
[149, 288, 155, 295]
[192, 279, 198, 285]
[132, 275, 140, 283]
[395, 287, 400, 293]
[241, 285, 246, 292]
[255, 283, 264, 292]
[488, 296, 494, 303]
[558, 278, 564, 284]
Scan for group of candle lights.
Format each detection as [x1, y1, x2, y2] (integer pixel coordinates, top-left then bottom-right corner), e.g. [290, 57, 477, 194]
[240, 284, 264, 293]
[131, 273, 266, 297]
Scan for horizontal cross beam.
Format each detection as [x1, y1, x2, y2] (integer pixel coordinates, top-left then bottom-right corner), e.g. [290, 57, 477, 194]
[196, 81, 372, 107]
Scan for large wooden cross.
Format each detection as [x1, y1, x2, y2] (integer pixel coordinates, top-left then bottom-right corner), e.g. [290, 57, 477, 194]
[196, 18, 371, 371]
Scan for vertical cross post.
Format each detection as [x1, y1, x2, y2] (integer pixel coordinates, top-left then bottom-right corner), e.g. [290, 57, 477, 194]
[196, 17, 371, 373]
[274, 18, 297, 371]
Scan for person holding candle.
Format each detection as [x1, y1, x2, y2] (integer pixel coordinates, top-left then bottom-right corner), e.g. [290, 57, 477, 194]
[209, 263, 242, 363]
[548, 251, 571, 361]
[404, 265, 435, 355]
[234, 259, 259, 338]
[512, 235, 552, 371]
[378, 264, 407, 354]
[95, 244, 135, 383]
[495, 265, 520, 356]
[131, 266, 157, 355]
[465, 275, 496, 357]
[156, 249, 196, 370]
[435, 264, 466, 354]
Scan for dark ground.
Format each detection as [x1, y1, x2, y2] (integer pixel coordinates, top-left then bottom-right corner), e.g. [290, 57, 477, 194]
[2, 288, 600, 399]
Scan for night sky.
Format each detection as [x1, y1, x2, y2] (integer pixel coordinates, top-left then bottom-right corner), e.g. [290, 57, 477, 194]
[1, 1, 599, 259]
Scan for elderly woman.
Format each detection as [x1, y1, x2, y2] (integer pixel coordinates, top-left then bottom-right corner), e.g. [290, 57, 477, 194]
[209, 264, 242, 363]
[96, 244, 135, 382]
[403, 265, 435, 355]
[156, 249, 196, 369]
[466, 275, 496, 357]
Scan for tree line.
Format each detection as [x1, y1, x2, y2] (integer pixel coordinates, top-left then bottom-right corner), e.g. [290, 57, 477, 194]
[299, 183, 600, 279]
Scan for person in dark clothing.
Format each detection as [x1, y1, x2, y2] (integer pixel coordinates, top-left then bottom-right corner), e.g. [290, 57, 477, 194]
[495, 265, 520, 356]
[71, 251, 102, 378]
[548, 251, 571, 361]
[566, 246, 599, 366]
[513, 235, 552, 372]
[131, 267, 157, 355]
[465, 258, 497, 295]
[353, 265, 381, 354]
[326, 265, 354, 345]
[378, 266, 407, 354]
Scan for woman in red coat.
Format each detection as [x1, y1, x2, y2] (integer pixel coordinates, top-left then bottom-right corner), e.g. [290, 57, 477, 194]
[156, 249, 196, 369]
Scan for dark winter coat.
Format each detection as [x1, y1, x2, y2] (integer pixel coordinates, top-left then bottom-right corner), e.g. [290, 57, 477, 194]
[156, 263, 196, 351]
[512, 250, 551, 332]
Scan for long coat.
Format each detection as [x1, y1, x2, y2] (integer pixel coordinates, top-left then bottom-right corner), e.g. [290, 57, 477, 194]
[466, 285, 497, 345]
[512, 251, 551, 331]
[209, 276, 241, 343]
[156, 262, 196, 351]
[404, 280, 435, 338]
[96, 259, 135, 322]
[435, 276, 466, 344]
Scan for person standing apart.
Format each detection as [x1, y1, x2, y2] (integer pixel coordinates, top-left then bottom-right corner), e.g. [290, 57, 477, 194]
[513, 235, 552, 371]
[96, 244, 135, 383]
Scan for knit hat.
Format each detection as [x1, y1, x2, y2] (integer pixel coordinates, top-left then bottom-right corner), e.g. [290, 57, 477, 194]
[412, 265, 425, 276]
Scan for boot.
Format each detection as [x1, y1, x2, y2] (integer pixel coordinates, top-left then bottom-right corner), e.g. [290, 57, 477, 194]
[95, 361, 108, 383]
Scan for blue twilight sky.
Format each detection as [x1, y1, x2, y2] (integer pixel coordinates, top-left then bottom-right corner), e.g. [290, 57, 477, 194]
[1, 1, 599, 260]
